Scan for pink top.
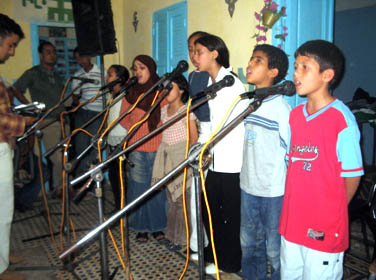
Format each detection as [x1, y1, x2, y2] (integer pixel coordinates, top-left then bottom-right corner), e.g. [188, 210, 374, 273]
[161, 105, 196, 146]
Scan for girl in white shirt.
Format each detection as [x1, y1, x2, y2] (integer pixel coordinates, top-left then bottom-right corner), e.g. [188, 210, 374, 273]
[193, 34, 246, 274]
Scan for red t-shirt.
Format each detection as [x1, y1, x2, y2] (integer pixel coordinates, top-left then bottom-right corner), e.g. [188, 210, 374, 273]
[279, 100, 364, 253]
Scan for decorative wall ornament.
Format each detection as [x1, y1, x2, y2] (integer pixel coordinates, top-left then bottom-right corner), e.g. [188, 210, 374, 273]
[132, 11, 139, 32]
[253, 0, 288, 48]
[225, 0, 237, 18]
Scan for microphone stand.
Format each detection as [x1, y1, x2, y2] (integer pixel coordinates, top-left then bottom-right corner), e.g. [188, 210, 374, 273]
[62, 73, 173, 172]
[44, 84, 126, 159]
[17, 81, 84, 143]
[61, 87, 131, 173]
[69, 88, 216, 188]
[59, 97, 264, 274]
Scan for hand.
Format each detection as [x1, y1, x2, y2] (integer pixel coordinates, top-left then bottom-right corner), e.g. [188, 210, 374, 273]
[23, 116, 38, 126]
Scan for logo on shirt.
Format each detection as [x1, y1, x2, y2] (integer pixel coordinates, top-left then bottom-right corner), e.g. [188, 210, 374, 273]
[246, 130, 257, 144]
[290, 142, 319, 163]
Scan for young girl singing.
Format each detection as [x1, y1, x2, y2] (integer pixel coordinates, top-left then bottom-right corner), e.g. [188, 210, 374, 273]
[119, 55, 167, 243]
[193, 34, 247, 274]
[106, 65, 129, 213]
[152, 74, 198, 247]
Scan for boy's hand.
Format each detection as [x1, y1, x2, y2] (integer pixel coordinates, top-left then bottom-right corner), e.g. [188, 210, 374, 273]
[345, 176, 362, 204]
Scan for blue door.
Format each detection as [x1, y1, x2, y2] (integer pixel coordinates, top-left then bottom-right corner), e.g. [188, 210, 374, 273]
[273, 0, 334, 108]
[152, 1, 188, 78]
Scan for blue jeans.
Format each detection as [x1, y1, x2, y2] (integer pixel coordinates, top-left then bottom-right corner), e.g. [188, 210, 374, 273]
[126, 150, 167, 232]
[240, 190, 283, 280]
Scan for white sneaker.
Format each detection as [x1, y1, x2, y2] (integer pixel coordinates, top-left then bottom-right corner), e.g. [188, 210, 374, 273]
[205, 263, 222, 274]
[190, 253, 199, 261]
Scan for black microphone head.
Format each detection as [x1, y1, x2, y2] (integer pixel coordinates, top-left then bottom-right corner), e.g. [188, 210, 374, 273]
[223, 75, 235, 87]
[93, 80, 100, 85]
[177, 60, 189, 73]
[128, 76, 138, 86]
[282, 80, 296, 96]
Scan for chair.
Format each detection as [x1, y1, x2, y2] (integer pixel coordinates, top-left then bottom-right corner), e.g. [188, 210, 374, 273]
[349, 171, 376, 261]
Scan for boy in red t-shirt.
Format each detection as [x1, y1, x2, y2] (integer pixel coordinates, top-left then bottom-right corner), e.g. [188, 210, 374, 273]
[279, 40, 364, 279]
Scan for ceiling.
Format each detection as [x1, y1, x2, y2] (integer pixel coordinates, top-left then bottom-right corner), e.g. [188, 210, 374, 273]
[336, 0, 376, 11]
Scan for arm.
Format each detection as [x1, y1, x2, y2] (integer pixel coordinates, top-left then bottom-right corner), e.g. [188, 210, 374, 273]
[345, 176, 361, 204]
[8, 87, 30, 104]
[70, 75, 81, 106]
[0, 94, 25, 137]
[72, 94, 80, 106]
[189, 119, 198, 144]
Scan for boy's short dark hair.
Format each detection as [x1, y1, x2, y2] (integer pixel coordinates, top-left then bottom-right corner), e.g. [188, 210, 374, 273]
[171, 74, 189, 103]
[0, 13, 24, 40]
[38, 40, 55, 53]
[295, 40, 345, 89]
[254, 44, 288, 85]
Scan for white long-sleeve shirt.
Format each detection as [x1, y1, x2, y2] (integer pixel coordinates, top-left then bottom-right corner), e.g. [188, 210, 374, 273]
[199, 66, 247, 173]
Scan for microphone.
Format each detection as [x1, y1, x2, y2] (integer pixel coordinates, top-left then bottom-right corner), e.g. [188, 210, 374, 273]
[71, 177, 94, 205]
[71, 76, 100, 85]
[160, 60, 189, 88]
[99, 76, 136, 91]
[202, 75, 235, 93]
[121, 76, 138, 90]
[12, 102, 46, 116]
[240, 80, 296, 99]
[167, 60, 189, 79]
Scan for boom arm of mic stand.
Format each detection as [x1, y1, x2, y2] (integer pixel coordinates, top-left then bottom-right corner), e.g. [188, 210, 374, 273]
[44, 83, 137, 158]
[17, 85, 79, 142]
[69, 91, 218, 187]
[67, 88, 169, 183]
[110, 88, 170, 157]
[43, 89, 113, 158]
[18, 79, 93, 143]
[100, 74, 176, 154]
[60, 98, 262, 260]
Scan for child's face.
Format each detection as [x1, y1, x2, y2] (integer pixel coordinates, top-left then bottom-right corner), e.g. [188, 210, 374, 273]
[106, 67, 118, 84]
[132, 59, 150, 85]
[294, 55, 327, 97]
[166, 82, 183, 104]
[246, 50, 275, 88]
[188, 35, 200, 68]
[193, 43, 216, 72]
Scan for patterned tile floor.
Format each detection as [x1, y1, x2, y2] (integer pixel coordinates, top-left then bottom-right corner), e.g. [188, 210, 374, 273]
[8, 186, 373, 279]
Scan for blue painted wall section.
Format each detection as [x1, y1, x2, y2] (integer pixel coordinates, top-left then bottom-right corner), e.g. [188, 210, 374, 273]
[334, 5, 376, 165]
[273, 0, 334, 108]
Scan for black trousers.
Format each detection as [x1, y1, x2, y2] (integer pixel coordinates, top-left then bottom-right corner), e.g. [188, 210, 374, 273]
[108, 145, 126, 210]
[202, 170, 242, 273]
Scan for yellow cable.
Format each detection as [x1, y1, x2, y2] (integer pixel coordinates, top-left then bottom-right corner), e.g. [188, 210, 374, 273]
[59, 88, 108, 247]
[119, 90, 160, 257]
[59, 128, 93, 250]
[58, 78, 70, 138]
[199, 95, 242, 280]
[104, 217, 132, 275]
[178, 98, 193, 280]
[34, 136, 60, 254]
[97, 95, 141, 162]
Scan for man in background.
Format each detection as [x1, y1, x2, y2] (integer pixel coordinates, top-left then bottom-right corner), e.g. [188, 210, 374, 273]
[0, 13, 37, 280]
[71, 47, 103, 177]
[12, 40, 66, 192]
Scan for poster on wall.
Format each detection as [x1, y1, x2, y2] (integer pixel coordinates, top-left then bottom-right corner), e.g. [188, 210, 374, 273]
[13, 0, 73, 24]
